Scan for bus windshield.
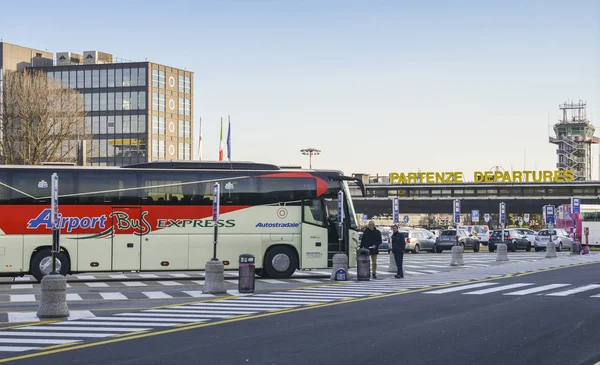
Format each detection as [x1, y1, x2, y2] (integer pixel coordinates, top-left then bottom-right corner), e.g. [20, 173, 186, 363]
[343, 181, 358, 229]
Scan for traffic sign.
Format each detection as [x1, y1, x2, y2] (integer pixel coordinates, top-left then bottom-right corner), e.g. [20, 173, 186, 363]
[362, 214, 368, 221]
[544, 205, 555, 225]
[403, 215, 409, 224]
[499, 202, 506, 225]
[392, 197, 399, 225]
[518, 217, 523, 226]
[472, 210, 479, 222]
[337, 191, 345, 223]
[571, 197, 581, 214]
[453, 200, 461, 224]
[212, 182, 220, 222]
[524, 214, 530, 223]
[483, 213, 490, 223]
[51, 173, 59, 229]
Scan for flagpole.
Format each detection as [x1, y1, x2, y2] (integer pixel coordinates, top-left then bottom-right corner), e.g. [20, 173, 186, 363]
[198, 117, 203, 161]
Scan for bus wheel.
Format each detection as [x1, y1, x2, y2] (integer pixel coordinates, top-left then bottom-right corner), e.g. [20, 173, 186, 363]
[254, 269, 265, 277]
[31, 249, 70, 282]
[263, 247, 298, 279]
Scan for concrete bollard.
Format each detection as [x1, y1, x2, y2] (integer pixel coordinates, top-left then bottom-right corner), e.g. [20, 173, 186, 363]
[450, 246, 465, 266]
[330, 253, 349, 281]
[495, 244, 509, 262]
[545, 241, 558, 258]
[202, 259, 227, 294]
[37, 273, 69, 319]
[387, 252, 397, 273]
[572, 242, 581, 255]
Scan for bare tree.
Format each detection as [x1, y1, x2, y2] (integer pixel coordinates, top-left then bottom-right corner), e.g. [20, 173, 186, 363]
[0, 70, 88, 165]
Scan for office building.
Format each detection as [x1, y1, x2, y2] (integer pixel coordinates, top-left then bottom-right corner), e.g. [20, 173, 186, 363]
[29, 49, 194, 166]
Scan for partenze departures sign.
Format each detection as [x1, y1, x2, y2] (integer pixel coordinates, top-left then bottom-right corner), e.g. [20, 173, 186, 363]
[389, 170, 575, 184]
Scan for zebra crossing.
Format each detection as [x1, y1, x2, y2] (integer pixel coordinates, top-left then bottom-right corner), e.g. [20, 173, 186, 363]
[0, 252, 598, 355]
[423, 281, 600, 297]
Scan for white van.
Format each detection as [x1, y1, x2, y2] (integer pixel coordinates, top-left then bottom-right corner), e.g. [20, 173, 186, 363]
[458, 225, 490, 244]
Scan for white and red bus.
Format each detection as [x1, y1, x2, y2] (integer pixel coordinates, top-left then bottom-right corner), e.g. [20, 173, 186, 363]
[0, 161, 364, 281]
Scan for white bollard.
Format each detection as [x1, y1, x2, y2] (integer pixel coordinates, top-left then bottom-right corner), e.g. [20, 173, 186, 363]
[202, 260, 227, 294]
[545, 241, 558, 258]
[450, 246, 465, 266]
[37, 273, 70, 319]
[495, 244, 509, 261]
[330, 253, 349, 281]
[388, 253, 397, 273]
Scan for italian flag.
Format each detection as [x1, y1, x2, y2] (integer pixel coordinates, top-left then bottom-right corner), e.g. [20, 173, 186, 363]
[218, 118, 224, 161]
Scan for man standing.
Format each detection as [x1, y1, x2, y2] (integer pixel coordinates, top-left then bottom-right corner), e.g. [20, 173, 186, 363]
[360, 220, 382, 279]
[391, 225, 406, 278]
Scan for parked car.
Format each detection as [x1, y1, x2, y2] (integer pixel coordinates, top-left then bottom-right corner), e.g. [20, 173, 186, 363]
[434, 229, 458, 253]
[534, 229, 573, 252]
[380, 229, 391, 253]
[457, 228, 481, 252]
[518, 228, 537, 247]
[401, 229, 436, 254]
[458, 225, 490, 246]
[488, 229, 531, 252]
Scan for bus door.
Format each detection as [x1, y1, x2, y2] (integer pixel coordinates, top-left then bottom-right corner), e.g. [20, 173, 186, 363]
[300, 198, 328, 269]
[111, 207, 142, 271]
[324, 197, 348, 267]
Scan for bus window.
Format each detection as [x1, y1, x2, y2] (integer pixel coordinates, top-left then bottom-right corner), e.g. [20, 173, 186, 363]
[77, 170, 138, 204]
[219, 177, 258, 206]
[258, 177, 316, 205]
[0, 172, 8, 204]
[10, 170, 75, 205]
[583, 212, 600, 222]
[140, 171, 200, 205]
[302, 198, 325, 226]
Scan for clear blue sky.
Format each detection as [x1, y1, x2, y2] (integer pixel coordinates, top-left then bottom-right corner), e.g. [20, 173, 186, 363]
[1, 0, 598, 178]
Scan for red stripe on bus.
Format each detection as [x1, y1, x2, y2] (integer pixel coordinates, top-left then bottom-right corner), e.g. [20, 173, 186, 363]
[257, 172, 329, 197]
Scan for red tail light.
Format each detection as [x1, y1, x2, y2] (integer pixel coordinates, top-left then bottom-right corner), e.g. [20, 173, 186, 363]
[406, 238, 411, 243]
[506, 236, 512, 241]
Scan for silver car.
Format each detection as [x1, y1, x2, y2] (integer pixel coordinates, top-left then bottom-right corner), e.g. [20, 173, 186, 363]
[534, 229, 573, 252]
[402, 229, 436, 254]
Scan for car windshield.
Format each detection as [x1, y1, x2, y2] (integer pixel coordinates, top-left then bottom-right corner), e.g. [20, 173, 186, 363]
[492, 231, 502, 237]
[441, 230, 456, 236]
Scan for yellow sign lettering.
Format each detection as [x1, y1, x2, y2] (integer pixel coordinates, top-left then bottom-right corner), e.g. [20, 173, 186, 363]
[388, 170, 576, 184]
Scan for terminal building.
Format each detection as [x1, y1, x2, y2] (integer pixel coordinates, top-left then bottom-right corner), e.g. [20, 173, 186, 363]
[348, 170, 600, 229]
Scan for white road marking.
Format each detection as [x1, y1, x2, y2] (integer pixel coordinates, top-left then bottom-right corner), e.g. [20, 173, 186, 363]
[11, 284, 33, 289]
[76, 275, 96, 280]
[99, 292, 127, 300]
[10, 295, 35, 302]
[169, 273, 190, 278]
[157, 281, 182, 286]
[0, 332, 114, 338]
[0, 339, 80, 344]
[463, 283, 534, 295]
[53, 321, 177, 327]
[137, 274, 159, 278]
[546, 284, 600, 297]
[504, 284, 572, 296]
[424, 282, 498, 294]
[109, 275, 128, 279]
[18, 326, 149, 332]
[182, 291, 214, 298]
[96, 316, 203, 323]
[142, 292, 173, 299]
[0, 346, 39, 352]
[259, 279, 286, 284]
[66, 294, 83, 301]
[122, 282, 147, 287]
[86, 282, 109, 288]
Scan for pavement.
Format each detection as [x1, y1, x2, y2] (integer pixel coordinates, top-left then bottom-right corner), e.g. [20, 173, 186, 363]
[0, 252, 598, 364]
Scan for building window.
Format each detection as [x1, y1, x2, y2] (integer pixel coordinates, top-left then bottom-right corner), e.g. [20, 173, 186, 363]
[178, 98, 190, 116]
[178, 75, 184, 93]
[100, 70, 107, 88]
[123, 68, 131, 87]
[152, 140, 165, 158]
[139, 91, 146, 109]
[169, 76, 175, 88]
[152, 116, 165, 135]
[178, 120, 190, 138]
[123, 91, 131, 110]
[62, 71, 68, 89]
[100, 93, 107, 111]
[107, 69, 115, 87]
[185, 76, 191, 93]
[84, 93, 91, 112]
[77, 70, 84, 88]
[178, 143, 191, 160]
[131, 68, 138, 87]
[92, 69, 100, 88]
[69, 71, 76, 89]
[138, 68, 146, 87]
[115, 92, 123, 111]
[152, 69, 165, 88]
[131, 91, 138, 110]
[92, 93, 99, 111]
[151, 93, 165, 112]
[169, 99, 175, 111]
[115, 68, 122, 87]
[108, 92, 114, 110]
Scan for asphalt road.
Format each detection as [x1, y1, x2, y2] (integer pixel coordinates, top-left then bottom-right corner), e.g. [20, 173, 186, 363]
[7, 262, 600, 365]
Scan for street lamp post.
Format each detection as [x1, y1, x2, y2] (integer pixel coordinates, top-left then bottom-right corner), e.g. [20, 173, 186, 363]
[300, 148, 321, 169]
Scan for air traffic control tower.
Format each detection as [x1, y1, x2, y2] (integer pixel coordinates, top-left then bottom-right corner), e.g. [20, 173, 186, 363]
[549, 100, 599, 181]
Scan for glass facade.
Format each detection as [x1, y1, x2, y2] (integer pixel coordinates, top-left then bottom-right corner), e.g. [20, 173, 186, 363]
[44, 64, 149, 166]
[40, 62, 192, 166]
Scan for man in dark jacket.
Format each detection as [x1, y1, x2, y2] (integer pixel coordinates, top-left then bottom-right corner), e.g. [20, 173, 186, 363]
[391, 225, 406, 278]
[360, 220, 382, 279]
